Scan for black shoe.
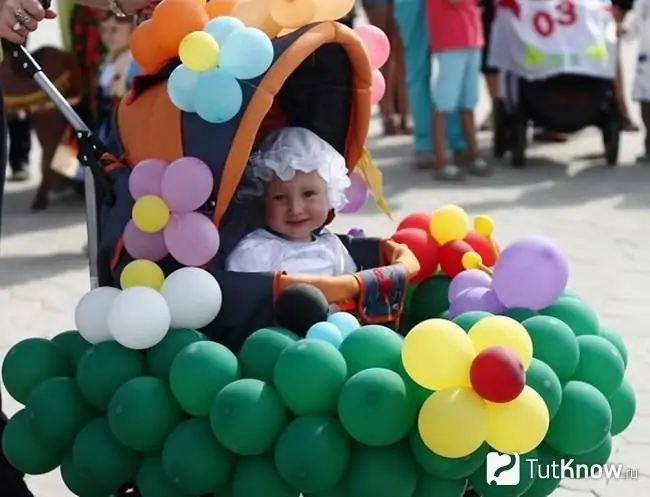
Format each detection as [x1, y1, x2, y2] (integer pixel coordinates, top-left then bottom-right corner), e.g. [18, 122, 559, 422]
[8, 169, 29, 182]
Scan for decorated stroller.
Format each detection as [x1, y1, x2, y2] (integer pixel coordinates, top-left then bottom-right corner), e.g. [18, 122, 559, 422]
[488, 0, 622, 166]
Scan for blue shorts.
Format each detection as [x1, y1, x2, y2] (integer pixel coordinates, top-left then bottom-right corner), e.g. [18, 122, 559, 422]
[433, 49, 481, 113]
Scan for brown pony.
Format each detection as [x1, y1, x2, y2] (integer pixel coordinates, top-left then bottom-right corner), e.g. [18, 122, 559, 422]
[1, 45, 84, 210]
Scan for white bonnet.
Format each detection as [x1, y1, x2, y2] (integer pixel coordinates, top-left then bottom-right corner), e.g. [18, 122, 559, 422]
[235, 127, 351, 211]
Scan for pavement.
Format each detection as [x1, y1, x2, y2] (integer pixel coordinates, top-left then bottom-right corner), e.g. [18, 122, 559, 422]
[1, 8, 650, 497]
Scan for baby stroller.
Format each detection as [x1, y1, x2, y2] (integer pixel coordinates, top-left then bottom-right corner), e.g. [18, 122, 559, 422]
[488, 0, 621, 167]
[15, 18, 418, 354]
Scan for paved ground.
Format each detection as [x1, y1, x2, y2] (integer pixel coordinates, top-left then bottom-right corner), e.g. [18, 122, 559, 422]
[1, 8, 649, 497]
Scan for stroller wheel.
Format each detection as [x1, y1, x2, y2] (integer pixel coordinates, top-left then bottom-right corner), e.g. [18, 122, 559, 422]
[602, 114, 622, 166]
[493, 99, 508, 159]
[511, 114, 527, 168]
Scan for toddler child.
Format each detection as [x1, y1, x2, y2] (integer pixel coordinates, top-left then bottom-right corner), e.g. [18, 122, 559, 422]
[427, 0, 490, 180]
[225, 127, 359, 276]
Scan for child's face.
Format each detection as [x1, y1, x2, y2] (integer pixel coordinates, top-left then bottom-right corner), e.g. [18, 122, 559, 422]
[100, 18, 133, 56]
[264, 171, 330, 242]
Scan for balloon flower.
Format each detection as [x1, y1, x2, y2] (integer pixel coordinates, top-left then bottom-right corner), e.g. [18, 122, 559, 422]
[401, 316, 550, 457]
[353, 24, 391, 104]
[339, 172, 370, 214]
[127, 156, 220, 267]
[167, 16, 274, 123]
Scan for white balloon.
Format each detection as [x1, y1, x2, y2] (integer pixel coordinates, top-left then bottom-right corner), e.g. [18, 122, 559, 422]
[107, 287, 171, 350]
[74, 286, 121, 344]
[161, 267, 222, 329]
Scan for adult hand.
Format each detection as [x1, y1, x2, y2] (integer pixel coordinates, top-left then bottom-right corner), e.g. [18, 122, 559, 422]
[0, 0, 55, 44]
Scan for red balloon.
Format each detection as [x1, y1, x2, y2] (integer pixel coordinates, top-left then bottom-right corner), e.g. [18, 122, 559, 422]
[396, 212, 431, 233]
[464, 232, 497, 267]
[470, 347, 525, 403]
[438, 240, 473, 278]
[391, 228, 440, 283]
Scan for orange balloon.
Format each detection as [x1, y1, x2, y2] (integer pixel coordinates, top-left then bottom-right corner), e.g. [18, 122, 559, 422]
[130, 21, 171, 74]
[231, 0, 282, 37]
[205, 0, 235, 18]
[269, 0, 316, 28]
[312, 0, 355, 22]
[152, 0, 210, 54]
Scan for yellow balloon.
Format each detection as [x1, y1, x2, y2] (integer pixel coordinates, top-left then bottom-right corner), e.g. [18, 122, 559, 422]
[231, 0, 282, 37]
[120, 260, 165, 291]
[179, 31, 220, 72]
[485, 386, 550, 454]
[269, 0, 316, 28]
[402, 319, 476, 391]
[428, 205, 470, 244]
[132, 195, 170, 233]
[418, 388, 488, 458]
[474, 215, 495, 237]
[467, 316, 533, 370]
[312, 0, 355, 21]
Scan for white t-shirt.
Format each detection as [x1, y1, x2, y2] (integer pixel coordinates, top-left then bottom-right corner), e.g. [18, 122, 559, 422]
[225, 229, 358, 276]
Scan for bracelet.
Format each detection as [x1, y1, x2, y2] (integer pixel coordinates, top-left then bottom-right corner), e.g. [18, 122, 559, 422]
[109, 0, 128, 17]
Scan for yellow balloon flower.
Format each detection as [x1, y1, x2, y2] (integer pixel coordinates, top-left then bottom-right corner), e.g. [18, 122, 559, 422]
[485, 386, 550, 454]
[132, 195, 170, 233]
[402, 319, 475, 391]
[429, 205, 470, 245]
[179, 31, 220, 72]
[467, 316, 533, 370]
[474, 214, 495, 237]
[120, 260, 165, 291]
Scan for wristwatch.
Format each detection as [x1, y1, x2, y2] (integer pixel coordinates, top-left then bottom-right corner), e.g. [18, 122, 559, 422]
[109, 0, 128, 17]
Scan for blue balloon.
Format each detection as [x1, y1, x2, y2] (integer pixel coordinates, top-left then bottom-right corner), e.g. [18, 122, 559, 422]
[306, 322, 344, 348]
[220, 27, 274, 80]
[204, 16, 245, 45]
[193, 68, 243, 123]
[327, 312, 360, 339]
[167, 65, 199, 112]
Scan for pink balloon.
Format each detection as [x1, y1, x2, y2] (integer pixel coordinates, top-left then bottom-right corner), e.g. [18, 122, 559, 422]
[370, 70, 386, 105]
[128, 158, 167, 200]
[160, 157, 214, 213]
[354, 24, 391, 70]
[340, 172, 370, 214]
[163, 212, 220, 266]
[123, 220, 169, 261]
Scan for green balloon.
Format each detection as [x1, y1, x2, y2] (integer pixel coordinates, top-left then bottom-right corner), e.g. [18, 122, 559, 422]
[404, 284, 418, 316]
[338, 368, 416, 446]
[408, 276, 451, 324]
[274, 416, 352, 493]
[169, 341, 240, 416]
[522, 316, 579, 381]
[232, 454, 298, 497]
[609, 379, 636, 435]
[413, 472, 467, 497]
[210, 378, 288, 455]
[274, 339, 347, 415]
[502, 308, 538, 323]
[108, 377, 184, 453]
[60, 452, 113, 497]
[136, 457, 192, 497]
[395, 361, 432, 408]
[541, 297, 599, 336]
[145, 328, 206, 380]
[76, 342, 145, 410]
[545, 381, 612, 455]
[339, 325, 403, 376]
[571, 434, 612, 468]
[214, 478, 234, 497]
[452, 311, 493, 332]
[26, 377, 95, 452]
[72, 417, 138, 493]
[469, 450, 537, 496]
[525, 359, 563, 418]
[162, 418, 234, 494]
[1, 409, 61, 475]
[52, 331, 92, 370]
[345, 443, 418, 497]
[238, 327, 299, 384]
[303, 484, 345, 497]
[598, 326, 628, 368]
[409, 429, 488, 480]
[2, 337, 72, 404]
[561, 289, 581, 300]
[572, 335, 625, 398]
[522, 444, 563, 496]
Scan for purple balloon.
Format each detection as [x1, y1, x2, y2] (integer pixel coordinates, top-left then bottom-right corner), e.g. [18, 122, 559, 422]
[160, 157, 214, 212]
[492, 235, 569, 310]
[128, 158, 167, 200]
[123, 220, 169, 261]
[339, 172, 370, 214]
[448, 287, 506, 318]
[347, 227, 366, 238]
[164, 212, 220, 266]
[448, 269, 493, 301]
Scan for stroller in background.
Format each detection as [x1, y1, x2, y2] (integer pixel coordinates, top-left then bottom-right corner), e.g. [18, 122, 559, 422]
[488, 0, 621, 167]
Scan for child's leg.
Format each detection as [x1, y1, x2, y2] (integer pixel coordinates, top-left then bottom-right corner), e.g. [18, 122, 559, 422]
[641, 101, 650, 158]
[433, 51, 465, 170]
